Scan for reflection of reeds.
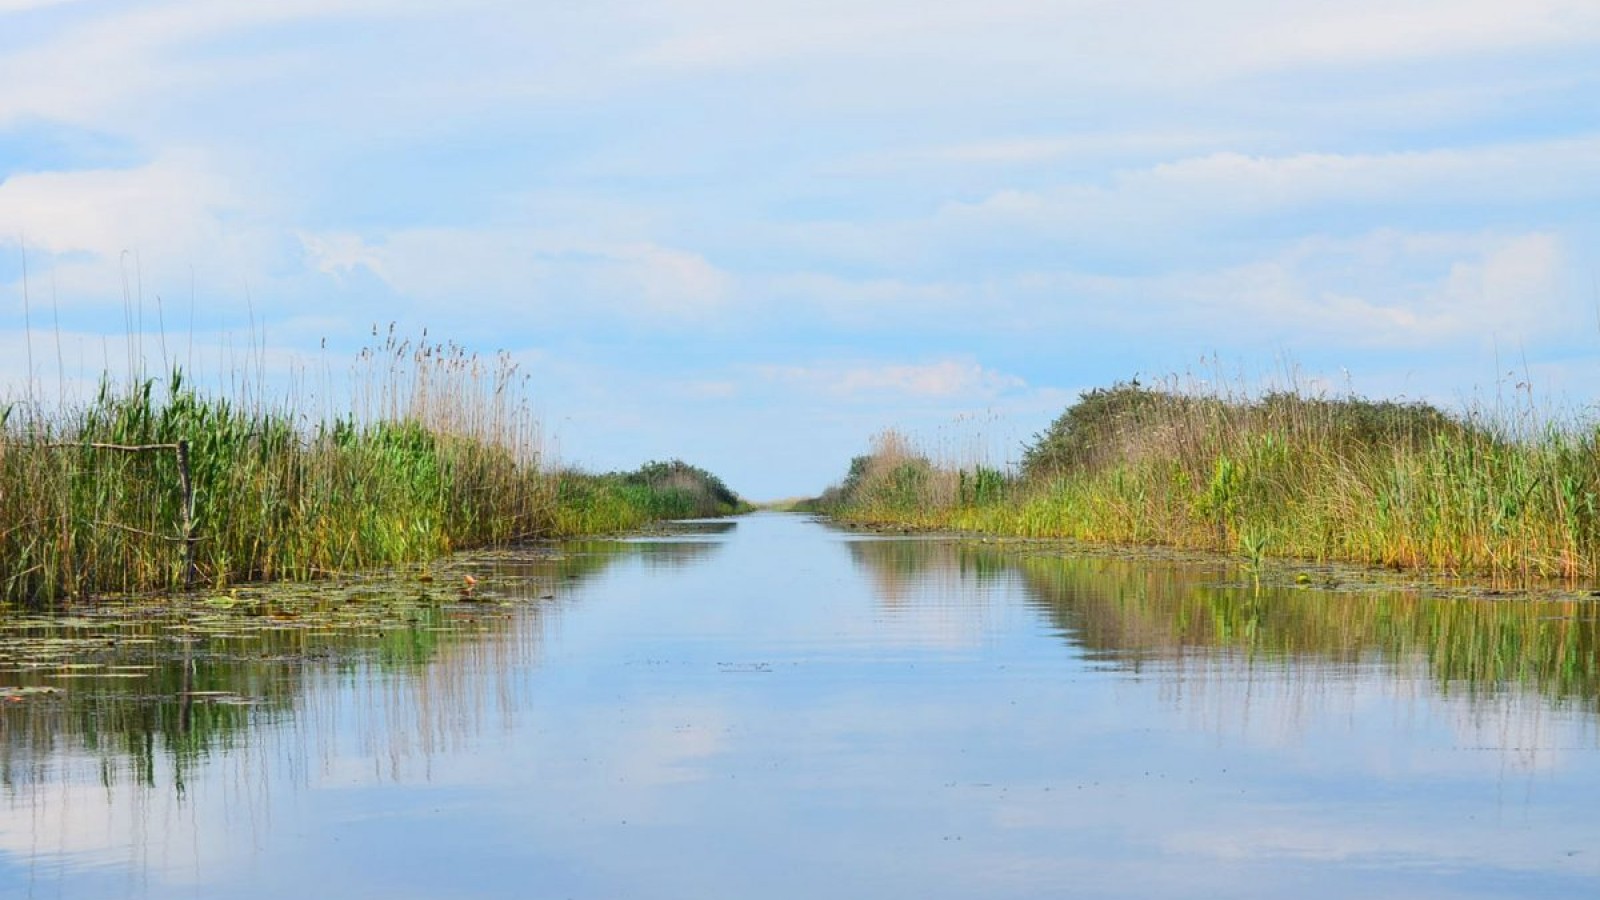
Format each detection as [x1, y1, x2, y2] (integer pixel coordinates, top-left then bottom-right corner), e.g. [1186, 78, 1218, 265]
[820, 382, 1600, 583]
[845, 536, 1600, 732]
[1037, 550, 1600, 711]
[846, 538, 1010, 610]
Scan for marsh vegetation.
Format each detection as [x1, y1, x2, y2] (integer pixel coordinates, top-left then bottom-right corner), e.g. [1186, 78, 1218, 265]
[816, 380, 1600, 583]
[0, 334, 744, 605]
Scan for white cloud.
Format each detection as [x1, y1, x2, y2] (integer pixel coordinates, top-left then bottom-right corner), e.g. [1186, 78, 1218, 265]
[0, 1, 448, 128]
[298, 230, 389, 281]
[992, 229, 1574, 350]
[0, 153, 297, 331]
[0, 153, 238, 260]
[932, 136, 1600, 244]
[1137, 138, 1600, 208]
[673, 379, 738, 399]
[1242, 0, 1600, 71]
[886, 130, 1247, 168]
[756, 358, 1024, 400]
[757, 272, 969, 325]
[1202, 230, 1570, 347]
[730, 226, 1575, 353]
[1436, 233, 1565, 334]
[614, 242, 731, 314]
[632, 0, 1600, 84]
[296, 228, 732, 322]
[0, 0, 81, 12]
[0, 152, 303, 334]
[746, 136, 1600, 297]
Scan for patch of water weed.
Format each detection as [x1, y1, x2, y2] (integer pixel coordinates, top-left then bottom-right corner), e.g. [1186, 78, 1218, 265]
[0, 542, 617, 789]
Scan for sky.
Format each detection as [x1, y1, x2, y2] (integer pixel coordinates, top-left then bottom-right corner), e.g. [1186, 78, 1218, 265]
[1, 0, 1598, 499]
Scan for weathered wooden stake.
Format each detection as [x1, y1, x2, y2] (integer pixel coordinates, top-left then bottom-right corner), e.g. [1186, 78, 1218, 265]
[175, 439, 196, 590]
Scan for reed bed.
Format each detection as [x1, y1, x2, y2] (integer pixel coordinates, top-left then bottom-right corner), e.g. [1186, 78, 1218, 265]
[819, 381, 1600, 584]
[0, 335, 742, 605]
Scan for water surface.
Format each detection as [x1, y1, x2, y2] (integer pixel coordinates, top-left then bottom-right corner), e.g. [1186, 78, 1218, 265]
[3, 512, 1598, 898]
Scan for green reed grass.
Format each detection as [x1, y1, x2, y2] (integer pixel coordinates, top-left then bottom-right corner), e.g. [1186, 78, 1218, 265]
[0, 335, 742, 604]
[819, 381, 1600, 584]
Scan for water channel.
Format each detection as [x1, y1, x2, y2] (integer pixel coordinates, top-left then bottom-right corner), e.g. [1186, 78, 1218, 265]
[2, 512, 1598, 898]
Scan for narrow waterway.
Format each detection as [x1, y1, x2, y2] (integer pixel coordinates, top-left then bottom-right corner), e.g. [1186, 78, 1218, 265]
[3, 512, 1598, 898]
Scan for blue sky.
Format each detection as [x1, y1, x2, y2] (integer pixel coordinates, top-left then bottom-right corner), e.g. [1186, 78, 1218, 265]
[2, 1, 1598, 498]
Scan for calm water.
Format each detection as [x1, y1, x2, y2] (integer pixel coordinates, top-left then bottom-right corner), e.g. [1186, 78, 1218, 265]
[3, 512, 1599, 899]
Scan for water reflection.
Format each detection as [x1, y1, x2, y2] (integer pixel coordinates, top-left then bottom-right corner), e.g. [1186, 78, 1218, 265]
[557, 532, 729, 574]
[846, 536, 1012, 610]
[0, 529, 732, 896]
[4, 516, 1599, 899]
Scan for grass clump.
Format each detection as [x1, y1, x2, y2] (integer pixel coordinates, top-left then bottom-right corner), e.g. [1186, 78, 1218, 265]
[817, 379, 1600, 583]
[814, 429, 1011, 519]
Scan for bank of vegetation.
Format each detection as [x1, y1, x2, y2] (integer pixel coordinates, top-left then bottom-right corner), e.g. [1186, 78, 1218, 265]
[552, 459, 747, 534]
[0, 337, 744, 605]
[816, 381, 1600, 582]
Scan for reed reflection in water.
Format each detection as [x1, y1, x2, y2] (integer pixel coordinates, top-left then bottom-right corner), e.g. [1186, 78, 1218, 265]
[847, 537, 1600, 765]
[0, 532, 730, 893]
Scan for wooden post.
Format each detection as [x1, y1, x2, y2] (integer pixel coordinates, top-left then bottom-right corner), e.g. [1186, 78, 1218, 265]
[176, 439, 196, 590]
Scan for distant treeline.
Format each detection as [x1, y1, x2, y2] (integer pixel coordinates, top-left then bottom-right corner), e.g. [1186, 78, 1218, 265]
[0, 337, 744, 604]
[813, 380, 1600, 582]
